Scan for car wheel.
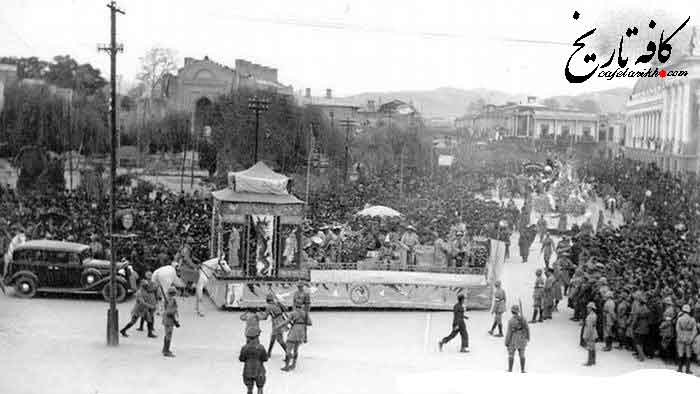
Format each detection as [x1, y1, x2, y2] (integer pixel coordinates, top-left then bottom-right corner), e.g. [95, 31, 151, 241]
[15, 276, 37, 298]
[101, 282, 127, 303]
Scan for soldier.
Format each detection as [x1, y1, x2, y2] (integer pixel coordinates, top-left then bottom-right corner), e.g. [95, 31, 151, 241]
[582, 302, 598, 366]
[240, 307, 266, 343]
[280, 304, 310, 372]
[261, 294, 288, 357]
[162, 286, 180, 357]
[536, 214, 547, 243]
[136, 271, 159, 332]
[540, 232, 553, 270]
[675, 304, 697, 374]
[659, 296, 677, 362]
[630, 292, 650, 361]
[505, 304, 529, 373]
[239, 327, 268, 394]
[602, 291, 616, 351]
[615, 289, 631, 350]
[439, 293, 470, 353]
[531, 269, 544, 323]
[120, 280, 158, 338]
[292, 280, 311, 343]
[489, 280, 506, 337]
[541, 269, 555, 320]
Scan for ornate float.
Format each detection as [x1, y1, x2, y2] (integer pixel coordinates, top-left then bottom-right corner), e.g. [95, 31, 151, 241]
[205, 162, 504, 311]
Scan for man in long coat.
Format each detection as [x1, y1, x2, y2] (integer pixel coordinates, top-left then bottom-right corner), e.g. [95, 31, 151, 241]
[582, 302, 598, 366]
[489, 280, 506, 337]
[531, 269, 544, 323]
[505, 305, 529, 373]
[602, 290, 616, 351]
[541, 232, 554, 270]
[542, 269, 555, 320]
[675, 304, 697, 374]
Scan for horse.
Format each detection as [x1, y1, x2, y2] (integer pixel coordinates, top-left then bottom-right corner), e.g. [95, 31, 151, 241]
[195, 256, 232, 316]
[151, 261, 186, 313]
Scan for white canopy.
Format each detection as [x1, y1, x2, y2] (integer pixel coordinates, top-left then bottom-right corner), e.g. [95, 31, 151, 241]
[356, 205, 402, 218]
[228, 161, 290, 195]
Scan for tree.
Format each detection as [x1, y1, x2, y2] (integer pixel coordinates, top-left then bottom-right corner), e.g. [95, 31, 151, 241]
[198, 140, 217, 177]
[136, 48, 178, 95]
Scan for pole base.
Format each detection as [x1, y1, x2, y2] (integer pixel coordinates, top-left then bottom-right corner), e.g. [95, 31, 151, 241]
[107, 308, 119, 346]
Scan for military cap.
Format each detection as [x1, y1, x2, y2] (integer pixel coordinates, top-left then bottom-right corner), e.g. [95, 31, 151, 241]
[245, 327, 261, 338]
[586, 302, 597, 310]
[535, 268, 543, 275]
[681, 304, 691, 313]
[511, 305, 520, 313]
[167, 287, 178, 295]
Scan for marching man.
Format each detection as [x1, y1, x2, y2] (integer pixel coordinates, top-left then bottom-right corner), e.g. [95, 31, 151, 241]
[280, 304, 310, 372]
[439, 293, 470, 353]
[489, 280, 506, 337]
[292, 280, 311, 343]
[262, 294, 288, 357]
[162, 287, 180, 357]
[505, 304, 529, 373]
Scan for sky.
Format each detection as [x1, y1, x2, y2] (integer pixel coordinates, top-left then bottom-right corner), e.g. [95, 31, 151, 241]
[1, 0, 698, 97]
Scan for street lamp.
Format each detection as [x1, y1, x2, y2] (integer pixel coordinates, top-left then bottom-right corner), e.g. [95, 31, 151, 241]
[248, 97, 270, 163]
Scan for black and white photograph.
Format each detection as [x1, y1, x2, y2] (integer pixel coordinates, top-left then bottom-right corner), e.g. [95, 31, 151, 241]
[0, 1, 699, 393]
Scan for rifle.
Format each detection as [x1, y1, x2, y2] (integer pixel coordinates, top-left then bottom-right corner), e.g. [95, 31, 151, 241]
[268, 285, 289, 322]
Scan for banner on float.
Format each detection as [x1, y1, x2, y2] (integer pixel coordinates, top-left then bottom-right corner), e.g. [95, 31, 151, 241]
[438, 155, 454, 166]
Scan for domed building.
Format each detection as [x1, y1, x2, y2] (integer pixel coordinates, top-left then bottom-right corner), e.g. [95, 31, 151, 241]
[625, 28, 700, 173]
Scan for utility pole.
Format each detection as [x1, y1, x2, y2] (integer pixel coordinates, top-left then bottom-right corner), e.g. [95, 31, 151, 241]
[339, 118, 355, 185]
[248, 97, 270, 164]
[98, 0, 124, 347]
[306, 120, 318, 203]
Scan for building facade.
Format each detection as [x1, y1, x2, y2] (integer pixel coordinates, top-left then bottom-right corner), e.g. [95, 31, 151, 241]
[460, 97, 600, 141]
[297, 88, 360, 130]
[624, 32, 700, 173]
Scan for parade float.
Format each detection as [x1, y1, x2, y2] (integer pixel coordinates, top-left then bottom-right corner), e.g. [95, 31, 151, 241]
[530, 161, 597, 234]
[205, 162, 504, 311]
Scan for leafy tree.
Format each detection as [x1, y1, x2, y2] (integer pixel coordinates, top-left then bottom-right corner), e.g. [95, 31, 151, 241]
[136, 47, 178, 95]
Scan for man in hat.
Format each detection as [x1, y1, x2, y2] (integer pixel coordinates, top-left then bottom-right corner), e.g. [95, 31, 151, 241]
[505, 304, 529, 373]
[536, 214, 547, 243]
[292, 280, 311, 343]
[541, 232, 554, 270]
[162, 286, 180, 357]
[239, 326, 268, 394]
[630, 292, 650, 361]
[240, 307, 266, 343]
[261, 293, 288, 357]
[489, 280, 506, 337]
[542, 269, 556, 320]
[675, 304, 697, 374]
[531, 269, 544, 323]
[120, 279, 158, 338]
[659, 296, 678, 362]
[582, 302, 598, 366]
[280, 304, 310, 372]
[137, 271, 159, 332]
[400, 225, 420, 268]
[89, 233, 103, 259]
[439, 293, 469, 353]
[602, 291, 616, 351]
[615, 289, 631, 350]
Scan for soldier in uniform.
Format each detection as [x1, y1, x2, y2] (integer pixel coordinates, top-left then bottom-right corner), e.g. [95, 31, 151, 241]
[542, 269, 555, 320]
[489, 280, 506, 337]
[630, 292, 650, 361]
[659, 296, 677, 362]
[292, 280, 311, 343]
[602, 291, 616, 351]
[540, 232, 553, 270]
[239, 327, 268, 394]
[261, 294, 288, 357]
[531, 269, 544, 323]
[615, 289, 631, 350]
[240, 307, 266, 343]
[162, 286, 180, 357]
[582, 302, 598, 366]
[137, 271, 159, 332]
[120, 280, 158, 338]
[675, 304, 697, 374]
[280, 304, 310, 372]
[536, 214, 547, 243]
[439, 293, 469, 353]
[505, 305, 529, 373]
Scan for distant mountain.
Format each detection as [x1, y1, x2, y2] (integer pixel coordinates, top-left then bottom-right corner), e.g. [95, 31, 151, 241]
[342, 87, 522, 120]
[341, 86, 632, 120]
[545, 87, 632, 113]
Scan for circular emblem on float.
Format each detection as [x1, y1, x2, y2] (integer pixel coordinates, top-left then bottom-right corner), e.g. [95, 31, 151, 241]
[121, 212, 134, 230]
[349, 284, 370, 305]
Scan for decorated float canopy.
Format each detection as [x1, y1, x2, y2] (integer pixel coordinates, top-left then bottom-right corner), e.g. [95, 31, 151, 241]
[210, 162, 306, 280]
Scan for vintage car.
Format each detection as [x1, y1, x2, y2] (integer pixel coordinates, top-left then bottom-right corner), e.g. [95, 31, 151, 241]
[3, 240, 137, 302]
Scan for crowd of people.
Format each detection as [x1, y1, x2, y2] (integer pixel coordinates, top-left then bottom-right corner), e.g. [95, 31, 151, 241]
[561, 158, 700, 369]
[0, 182, 211, 277]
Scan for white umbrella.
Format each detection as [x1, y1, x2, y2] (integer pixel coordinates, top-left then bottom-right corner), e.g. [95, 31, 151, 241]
[356, 205, 402, 218]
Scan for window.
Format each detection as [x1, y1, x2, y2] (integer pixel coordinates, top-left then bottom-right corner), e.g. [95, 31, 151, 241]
[561, 125, 570, 138]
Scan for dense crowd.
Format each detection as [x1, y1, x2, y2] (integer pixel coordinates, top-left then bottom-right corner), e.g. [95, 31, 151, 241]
[563, 158, 700, 364]
[0, 184, 211, 276]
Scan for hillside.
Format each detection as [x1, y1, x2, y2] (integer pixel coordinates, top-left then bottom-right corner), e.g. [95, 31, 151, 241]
[546, 87, 632, 113]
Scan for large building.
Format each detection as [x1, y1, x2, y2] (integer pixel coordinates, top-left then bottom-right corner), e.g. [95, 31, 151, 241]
[459, 97, 601, 141]
[624, 30, 700, 173]
[296, 88, 360, 130]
